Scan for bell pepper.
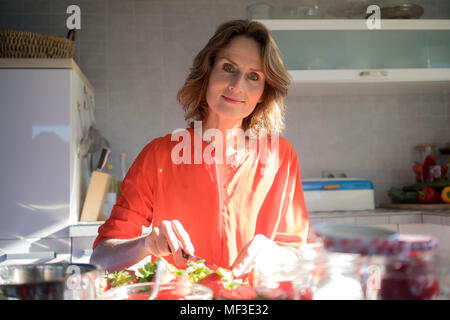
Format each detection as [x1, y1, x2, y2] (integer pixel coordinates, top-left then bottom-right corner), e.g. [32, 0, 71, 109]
[441, 186, 450, 203]
[418, 187, 441, 203]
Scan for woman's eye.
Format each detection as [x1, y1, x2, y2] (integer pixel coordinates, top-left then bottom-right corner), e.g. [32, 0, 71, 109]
[223, 63, 235, 72]
[248, 73, 260, 81]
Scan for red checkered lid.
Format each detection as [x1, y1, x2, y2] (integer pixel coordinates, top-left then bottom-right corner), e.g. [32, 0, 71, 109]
[392, 234, 439, 253]
[314, 224, 438, 255]
[312, 223, 400, 255]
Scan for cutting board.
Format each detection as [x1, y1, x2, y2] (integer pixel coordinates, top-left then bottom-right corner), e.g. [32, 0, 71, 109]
[380, 203, 450, 211]
[80, 171, 112, 222]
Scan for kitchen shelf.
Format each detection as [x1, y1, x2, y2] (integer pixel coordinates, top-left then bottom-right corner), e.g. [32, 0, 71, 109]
[287, 68, 450, 96]
[257, 19, 450, 31]
[257, 19, 450, 96]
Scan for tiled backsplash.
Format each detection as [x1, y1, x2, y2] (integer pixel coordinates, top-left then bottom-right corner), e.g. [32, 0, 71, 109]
[285, 94, 450, 205]
[1, 0, 449, 207]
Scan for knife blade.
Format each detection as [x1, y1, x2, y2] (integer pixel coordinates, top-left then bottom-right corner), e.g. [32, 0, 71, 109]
[168, 246, 217, 271]
[96, 147, 111, 171]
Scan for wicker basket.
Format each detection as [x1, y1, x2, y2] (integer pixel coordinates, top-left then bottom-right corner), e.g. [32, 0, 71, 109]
[0, 29, 76, 58]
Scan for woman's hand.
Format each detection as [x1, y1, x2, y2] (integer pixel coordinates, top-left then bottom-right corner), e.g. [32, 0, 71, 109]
[144, 220, 195, 268]
[230, 234, 299, 279]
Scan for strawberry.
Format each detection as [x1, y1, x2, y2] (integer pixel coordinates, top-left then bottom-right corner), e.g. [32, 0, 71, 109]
[219, 285, 258, 300]
[153, 274, 194, 300]
[124, 293, 150, 300]
[298, 287, 313, 300]
[170, 274, 193, 297]
[198, 273, 226, 298]
[154, 289, 185, 300]
[97, 277, 111, 294]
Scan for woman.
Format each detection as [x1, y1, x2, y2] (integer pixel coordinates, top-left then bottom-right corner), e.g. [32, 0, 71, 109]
[90, 20, 309, 279]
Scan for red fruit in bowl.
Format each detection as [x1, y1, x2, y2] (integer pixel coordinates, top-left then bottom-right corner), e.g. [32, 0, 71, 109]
[124, 293, 150, 300]
[219, 285, 258, 300]
[198, 273, 226, 298]
[257, 281, 296, 300]
[154, 289, 185, 300]
[97, 277, 111, 294]
[299, 287, 313, 300]
[170, 274, 193, 296]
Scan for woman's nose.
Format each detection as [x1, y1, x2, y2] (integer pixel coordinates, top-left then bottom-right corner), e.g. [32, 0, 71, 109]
[229, 73, 245, 92]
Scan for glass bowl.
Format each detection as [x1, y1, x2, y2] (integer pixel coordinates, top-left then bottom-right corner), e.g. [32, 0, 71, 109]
[97, 282, 213, 300]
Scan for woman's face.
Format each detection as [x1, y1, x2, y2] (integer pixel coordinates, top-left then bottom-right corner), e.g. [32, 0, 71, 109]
[206, 36, 265, 124]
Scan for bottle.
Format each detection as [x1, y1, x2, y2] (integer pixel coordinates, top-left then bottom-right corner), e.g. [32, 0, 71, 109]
[103, 164, 118, 219]
[120, 153, 126, 181]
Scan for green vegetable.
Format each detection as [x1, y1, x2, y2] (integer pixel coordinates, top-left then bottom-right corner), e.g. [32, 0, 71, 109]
[216, 267, 242, 290]
[182, 260, 213, 282]
[136, 260, 159, 283]
[106, 269, 136, 288]
[105, 258, 224, 289]
[402, 178, 450, 193]
[388, 187, 419, 203]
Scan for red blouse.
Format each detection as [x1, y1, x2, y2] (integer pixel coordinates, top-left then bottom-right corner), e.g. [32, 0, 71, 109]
[93, 128, 309, 268]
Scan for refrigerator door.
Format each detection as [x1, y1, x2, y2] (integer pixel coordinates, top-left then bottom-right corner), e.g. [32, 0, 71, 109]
[0, 68, 73, 239]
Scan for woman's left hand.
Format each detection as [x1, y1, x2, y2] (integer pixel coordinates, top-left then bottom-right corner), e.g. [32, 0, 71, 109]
[230, 234, 298, 279]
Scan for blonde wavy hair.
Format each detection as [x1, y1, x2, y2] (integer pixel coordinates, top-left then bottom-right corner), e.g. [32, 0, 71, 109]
[176, 19, 291, 135]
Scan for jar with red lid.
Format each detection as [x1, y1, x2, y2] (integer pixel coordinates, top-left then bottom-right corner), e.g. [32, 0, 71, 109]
[360, 234, 443, 300]
[293, 223, 402, 300]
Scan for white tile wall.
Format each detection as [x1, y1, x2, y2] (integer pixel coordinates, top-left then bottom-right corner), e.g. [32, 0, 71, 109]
[422, 214, 442, 225]
[355, 215, 389, 226]
[441, 215, 450, 226]
[398, 223, 450, 251]
[1, 0, 449, 201]
[389, 214, 422, 224]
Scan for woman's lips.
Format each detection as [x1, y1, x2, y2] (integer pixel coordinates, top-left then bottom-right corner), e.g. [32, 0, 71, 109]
[222, 95, 244, 104]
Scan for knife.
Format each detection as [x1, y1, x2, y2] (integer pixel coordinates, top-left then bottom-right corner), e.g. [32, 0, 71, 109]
[96, 147, 111, 171]
[168, 246, 217, 271]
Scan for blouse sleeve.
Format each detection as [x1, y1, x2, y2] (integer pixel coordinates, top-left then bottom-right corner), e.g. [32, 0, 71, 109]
[92, 140, 158, 249]
[273, 145, 309, 249]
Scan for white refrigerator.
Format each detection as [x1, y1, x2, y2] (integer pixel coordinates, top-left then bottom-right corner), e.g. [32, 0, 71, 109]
[0, 59, 94, 265]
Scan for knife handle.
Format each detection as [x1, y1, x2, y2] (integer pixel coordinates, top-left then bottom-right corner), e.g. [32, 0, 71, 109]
[167, 245, 190, 259]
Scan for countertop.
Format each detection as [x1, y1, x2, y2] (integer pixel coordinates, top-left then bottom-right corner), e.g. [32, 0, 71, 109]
[69, 208, 450, 238]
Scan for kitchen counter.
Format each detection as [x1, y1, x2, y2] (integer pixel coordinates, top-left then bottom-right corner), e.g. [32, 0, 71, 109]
[66, 209, 450, 261]
[69, 209, 450, 238]
[70, 222, 103, 237]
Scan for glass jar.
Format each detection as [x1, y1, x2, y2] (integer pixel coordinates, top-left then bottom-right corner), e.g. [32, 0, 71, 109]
[250, 247, 302, 300]
[359, 234, 443, 300]
[294, 241, 365, 300]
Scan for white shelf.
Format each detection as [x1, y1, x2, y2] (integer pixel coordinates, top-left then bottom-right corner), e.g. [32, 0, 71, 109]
[257, 19, 450, 30]
[288, 69, 450, 96]
[290, 68, 450, 83]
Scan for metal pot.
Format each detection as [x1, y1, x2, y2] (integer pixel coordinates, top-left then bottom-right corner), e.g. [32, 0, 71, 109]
[0, 263, 103, 300]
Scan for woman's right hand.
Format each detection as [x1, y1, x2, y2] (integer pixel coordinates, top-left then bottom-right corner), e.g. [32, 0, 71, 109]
[144, 220, 195, 268]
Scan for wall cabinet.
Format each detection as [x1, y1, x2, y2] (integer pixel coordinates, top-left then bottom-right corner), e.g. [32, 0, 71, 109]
[258, 19, 450, 95]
